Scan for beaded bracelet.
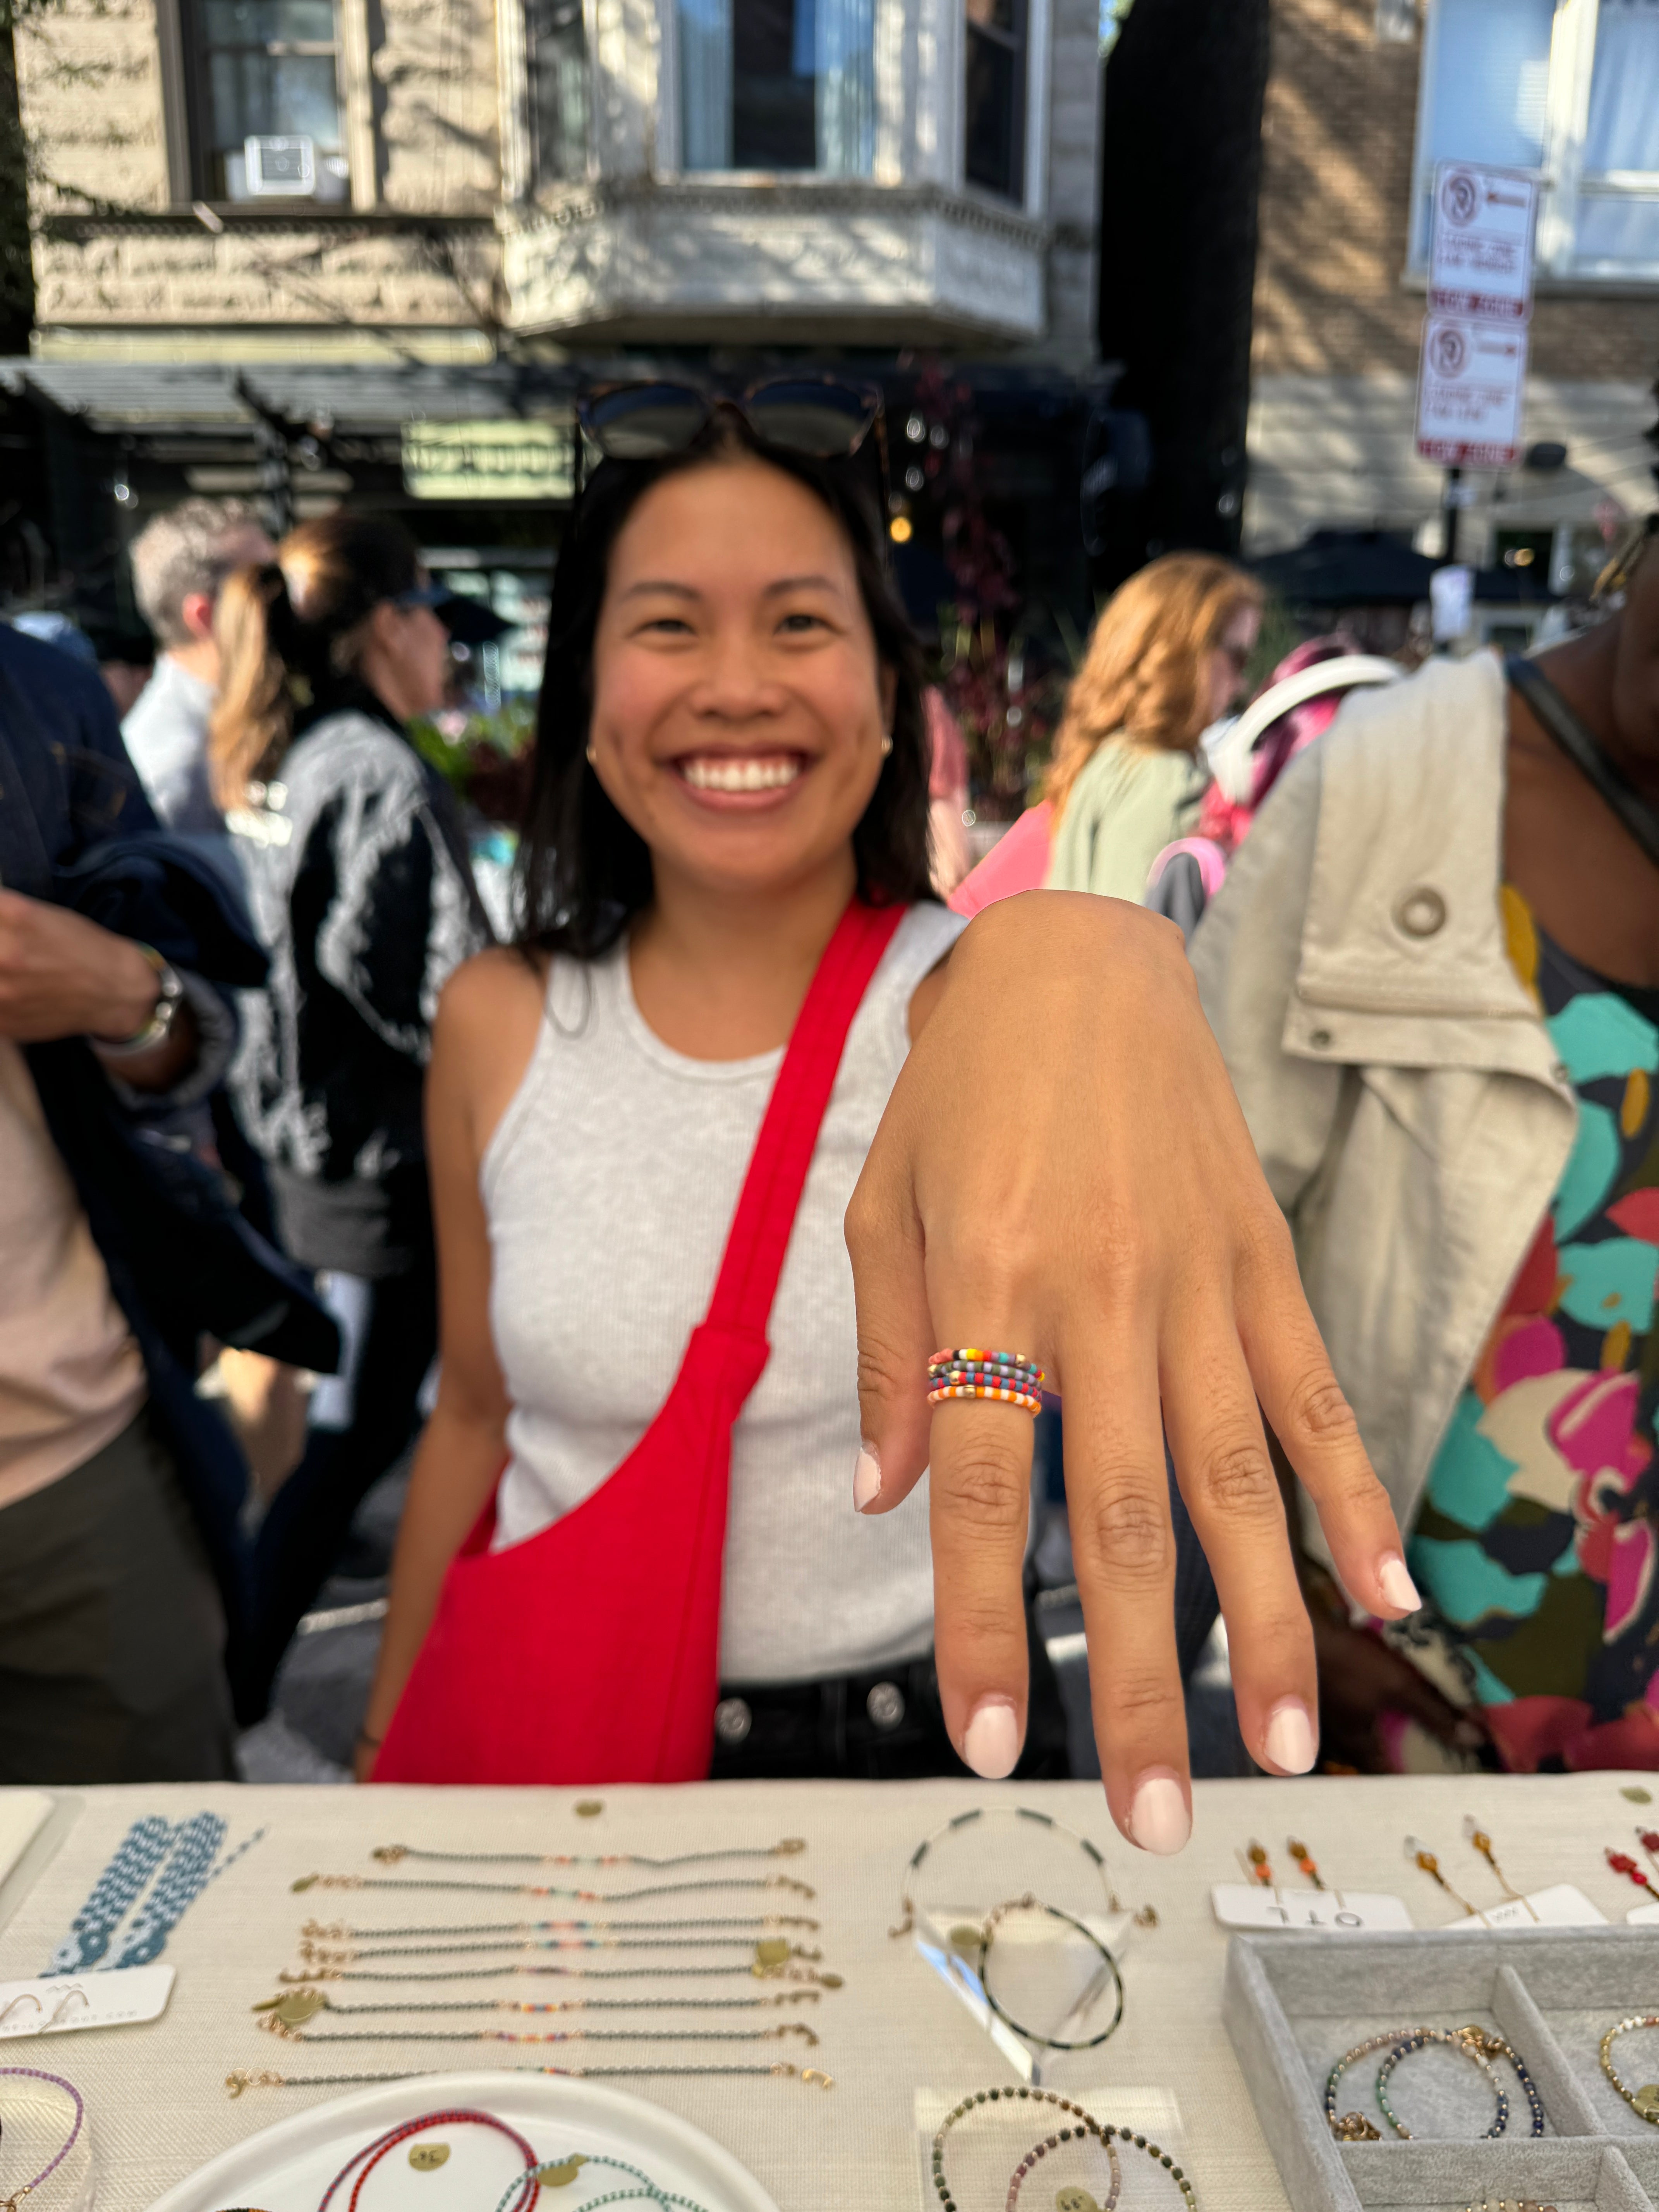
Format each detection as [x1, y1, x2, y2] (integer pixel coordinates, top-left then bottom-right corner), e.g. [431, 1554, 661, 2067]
[1600, 2014, 1659, 2122]
[0, 2068, 86, 2212]
[1009, 2123, 1197, 2212]
[315, 2110, 540, 2212]
[932, 2088, 1103, 2212]
[1326, 2030, 1432, 2140]
[488, 2156, 709, 2212]
[978, 1895, 1124, 2052]
[1374, 2028, 1512, 2140]
[1005, 2125, 1121, 2212]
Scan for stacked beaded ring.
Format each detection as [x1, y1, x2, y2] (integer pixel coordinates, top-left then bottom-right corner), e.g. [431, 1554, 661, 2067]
[931, 2087, 1101, 2212]
[1599, 2015, 1659, 2121]
[927, 1350, 1045, 1416]
[1374, 2027, 1521, 2140]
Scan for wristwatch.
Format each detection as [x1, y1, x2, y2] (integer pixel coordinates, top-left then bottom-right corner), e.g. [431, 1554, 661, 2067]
[96, 943, 185, 1057]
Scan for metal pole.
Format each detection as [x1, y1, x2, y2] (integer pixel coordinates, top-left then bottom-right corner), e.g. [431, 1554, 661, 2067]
[1441, 465, 1462, 564]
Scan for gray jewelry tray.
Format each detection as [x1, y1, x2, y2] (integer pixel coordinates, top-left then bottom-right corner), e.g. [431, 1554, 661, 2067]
[1222, 1929, 1659, 2212]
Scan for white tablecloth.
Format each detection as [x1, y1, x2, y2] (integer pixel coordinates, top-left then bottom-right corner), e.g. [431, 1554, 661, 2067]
[0, 1773, 1642, 2212]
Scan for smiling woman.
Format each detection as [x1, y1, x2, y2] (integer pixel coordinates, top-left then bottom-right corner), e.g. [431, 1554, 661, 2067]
[362, 395, 1413, 1829]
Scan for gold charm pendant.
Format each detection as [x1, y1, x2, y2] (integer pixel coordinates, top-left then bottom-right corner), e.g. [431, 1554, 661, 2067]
[408, 2146, 450, 2171]
[1633, 2084, 1659, 2119]
[1056, 2191, 1101, 2212]
[537, 2160, 588, 2188]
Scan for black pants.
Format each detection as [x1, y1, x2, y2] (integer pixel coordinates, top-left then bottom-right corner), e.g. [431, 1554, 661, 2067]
[0, 1411, 235, 1784]
[709, 1592, 1070, 1781]
[236, 1249, 436, 1723]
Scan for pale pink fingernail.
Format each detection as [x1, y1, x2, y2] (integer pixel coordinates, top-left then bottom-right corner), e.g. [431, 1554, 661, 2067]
[1263, 1698, 1317, 1774]
[1378, 1554, 1421, 1612]
[961, 1698, 1020, 1779]
[1128, 1769, 1190, 1854]
[853, 1444, 882, 1512]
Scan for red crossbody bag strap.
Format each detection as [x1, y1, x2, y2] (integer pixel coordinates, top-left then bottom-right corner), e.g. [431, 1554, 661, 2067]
[704, 896, 905, 1338]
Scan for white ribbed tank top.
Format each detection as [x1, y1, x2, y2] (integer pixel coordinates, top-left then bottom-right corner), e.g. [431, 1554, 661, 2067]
[482, 901, 967, 1684]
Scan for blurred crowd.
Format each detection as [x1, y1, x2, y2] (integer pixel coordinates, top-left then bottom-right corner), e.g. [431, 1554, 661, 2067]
[3, 402, 1657, 1801]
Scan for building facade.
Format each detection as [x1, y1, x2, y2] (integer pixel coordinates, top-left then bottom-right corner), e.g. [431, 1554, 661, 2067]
[1245, 0, 1657, 582]
[15, 0, 1101, 362]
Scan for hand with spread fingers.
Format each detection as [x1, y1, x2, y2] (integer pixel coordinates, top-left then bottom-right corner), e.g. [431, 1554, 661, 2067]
[845, 889, 1415, 1850]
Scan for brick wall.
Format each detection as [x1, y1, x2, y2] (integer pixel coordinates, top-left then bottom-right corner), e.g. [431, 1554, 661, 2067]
[1253, 0, 1657, 385]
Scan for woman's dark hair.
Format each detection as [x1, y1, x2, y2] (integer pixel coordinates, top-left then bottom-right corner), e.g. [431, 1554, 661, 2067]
[515, 416, 934, 957]
[210, 514, 422, 808]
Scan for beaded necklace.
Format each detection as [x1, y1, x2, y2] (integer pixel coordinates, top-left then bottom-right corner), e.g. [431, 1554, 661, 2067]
[255, 1989, 820, 2028]
[314, 2109, 538, 2212]
[45, 1816, 265, 1975]
[282, 1958, 838, 1989]
[260, 2017, 819, 2049]
[487, 2157, 708, 2212]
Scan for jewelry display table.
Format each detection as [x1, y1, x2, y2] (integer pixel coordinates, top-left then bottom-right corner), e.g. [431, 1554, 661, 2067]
[0, 1774, 1646, 2212]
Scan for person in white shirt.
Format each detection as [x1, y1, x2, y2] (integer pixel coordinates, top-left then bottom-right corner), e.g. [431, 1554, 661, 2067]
[123, 499, 273, 836]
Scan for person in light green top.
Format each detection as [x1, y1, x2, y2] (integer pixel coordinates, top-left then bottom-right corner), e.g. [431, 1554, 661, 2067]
[1046, 552, 1262, 902]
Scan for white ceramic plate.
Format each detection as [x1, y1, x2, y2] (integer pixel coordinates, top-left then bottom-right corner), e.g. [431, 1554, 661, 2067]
[143, 2071, 780, 2212]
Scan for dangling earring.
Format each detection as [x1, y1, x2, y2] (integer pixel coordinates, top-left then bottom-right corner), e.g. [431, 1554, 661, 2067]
[45, 1988, 89, 2028]
[0, 1992, 41, 2029]
[879, 734, 893, 757]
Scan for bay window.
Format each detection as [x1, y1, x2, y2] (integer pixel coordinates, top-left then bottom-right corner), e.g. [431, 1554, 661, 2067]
[677, 0, 874, 174]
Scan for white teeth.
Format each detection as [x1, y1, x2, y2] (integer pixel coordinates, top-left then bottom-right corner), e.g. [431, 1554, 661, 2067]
[681, 756, 802, 793]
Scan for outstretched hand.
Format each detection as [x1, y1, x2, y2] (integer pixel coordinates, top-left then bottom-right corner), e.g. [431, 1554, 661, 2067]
[847, 891, 1415, 1850]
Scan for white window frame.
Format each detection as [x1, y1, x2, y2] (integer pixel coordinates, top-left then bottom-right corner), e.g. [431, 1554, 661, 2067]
[656, 0, 894, 179]
[1409, 0, 1659, 285]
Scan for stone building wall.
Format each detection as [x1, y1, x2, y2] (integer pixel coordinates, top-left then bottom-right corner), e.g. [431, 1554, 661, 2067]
[16, 0, 501, 344]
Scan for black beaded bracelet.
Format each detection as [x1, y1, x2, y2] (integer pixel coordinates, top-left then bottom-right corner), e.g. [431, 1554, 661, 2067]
[933, 2087, 1104, 2212]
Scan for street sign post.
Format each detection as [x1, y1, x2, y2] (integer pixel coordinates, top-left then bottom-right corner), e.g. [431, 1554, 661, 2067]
[1416, 160, 1537, 555]
[1415, 313, 1529, 469]
[1428, 162, 1539, 321]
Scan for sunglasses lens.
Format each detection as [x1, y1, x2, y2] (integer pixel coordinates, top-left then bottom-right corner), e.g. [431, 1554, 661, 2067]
[744, 380, 876, 457]
[584, 384, 710, 460]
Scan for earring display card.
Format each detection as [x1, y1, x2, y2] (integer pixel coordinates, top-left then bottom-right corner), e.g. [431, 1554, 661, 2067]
[1222, 1930, 1659, 2212]
[1212, 1887, 1415, 1933]
[1440, 1888, 1609, 1933]
[0, 1964, 175, 2037]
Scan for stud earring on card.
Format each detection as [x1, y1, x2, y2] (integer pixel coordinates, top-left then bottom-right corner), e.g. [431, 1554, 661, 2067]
[1405, 1836, 1478, 1917]
[1286, 1839, 1325, 1890]
[1463, 1817, 1537, 1920]
[1239, 1841, 1273, 1888]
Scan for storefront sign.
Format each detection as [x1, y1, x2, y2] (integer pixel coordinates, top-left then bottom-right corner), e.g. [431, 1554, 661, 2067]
[402, 417, 574, 501]
[1414, 312, 1528, 468]
[1429, 163, 1538, 322]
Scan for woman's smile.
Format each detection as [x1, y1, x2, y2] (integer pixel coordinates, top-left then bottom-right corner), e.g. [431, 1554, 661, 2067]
[673, 749, 810, 803]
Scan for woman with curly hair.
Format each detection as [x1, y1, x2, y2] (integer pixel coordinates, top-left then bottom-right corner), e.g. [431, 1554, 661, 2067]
[1045, 553, 1262, 903]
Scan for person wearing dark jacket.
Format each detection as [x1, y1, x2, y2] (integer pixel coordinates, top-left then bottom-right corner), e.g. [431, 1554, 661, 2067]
[209, 515, 491, 1720]
[0, 621, 336, 1781]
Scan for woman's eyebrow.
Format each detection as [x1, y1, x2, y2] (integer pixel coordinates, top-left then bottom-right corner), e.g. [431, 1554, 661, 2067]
[762, 574, 842, 597]
[617, 578, 702, 602]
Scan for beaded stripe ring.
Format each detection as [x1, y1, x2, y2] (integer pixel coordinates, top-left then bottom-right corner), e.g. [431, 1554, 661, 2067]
[927, 1350, 1046, 1417]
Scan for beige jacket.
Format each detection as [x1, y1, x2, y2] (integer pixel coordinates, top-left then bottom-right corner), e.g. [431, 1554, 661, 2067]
[1190, 651, 1578, 1548]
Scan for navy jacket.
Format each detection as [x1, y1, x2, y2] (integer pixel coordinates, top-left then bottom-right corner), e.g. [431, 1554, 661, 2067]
[0, 624, 338, 1633]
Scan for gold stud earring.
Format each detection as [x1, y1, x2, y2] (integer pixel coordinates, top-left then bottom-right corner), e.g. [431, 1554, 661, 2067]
[879, 734, 893, 757]
[585, 743, 597, 765]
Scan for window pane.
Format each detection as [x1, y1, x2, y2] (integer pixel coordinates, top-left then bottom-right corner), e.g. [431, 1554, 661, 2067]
[679, 0, 733, 167]
[202, 0, 336, 41]
[966, 0, 1017, 34]
[965, 18, 1020, 197]
[1576, 193, 1659, 264]
[529, 0, 590, 182]
[814, 0, 872, 175]
[1423, 0, 1553, 169]
[732, 0, 815, 168]
[1584, 0, 1659, 175]
[678, 0, 871, 174]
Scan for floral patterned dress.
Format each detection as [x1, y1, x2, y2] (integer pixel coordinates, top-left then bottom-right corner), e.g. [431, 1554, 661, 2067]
[1407, 889, 1659, 1771]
